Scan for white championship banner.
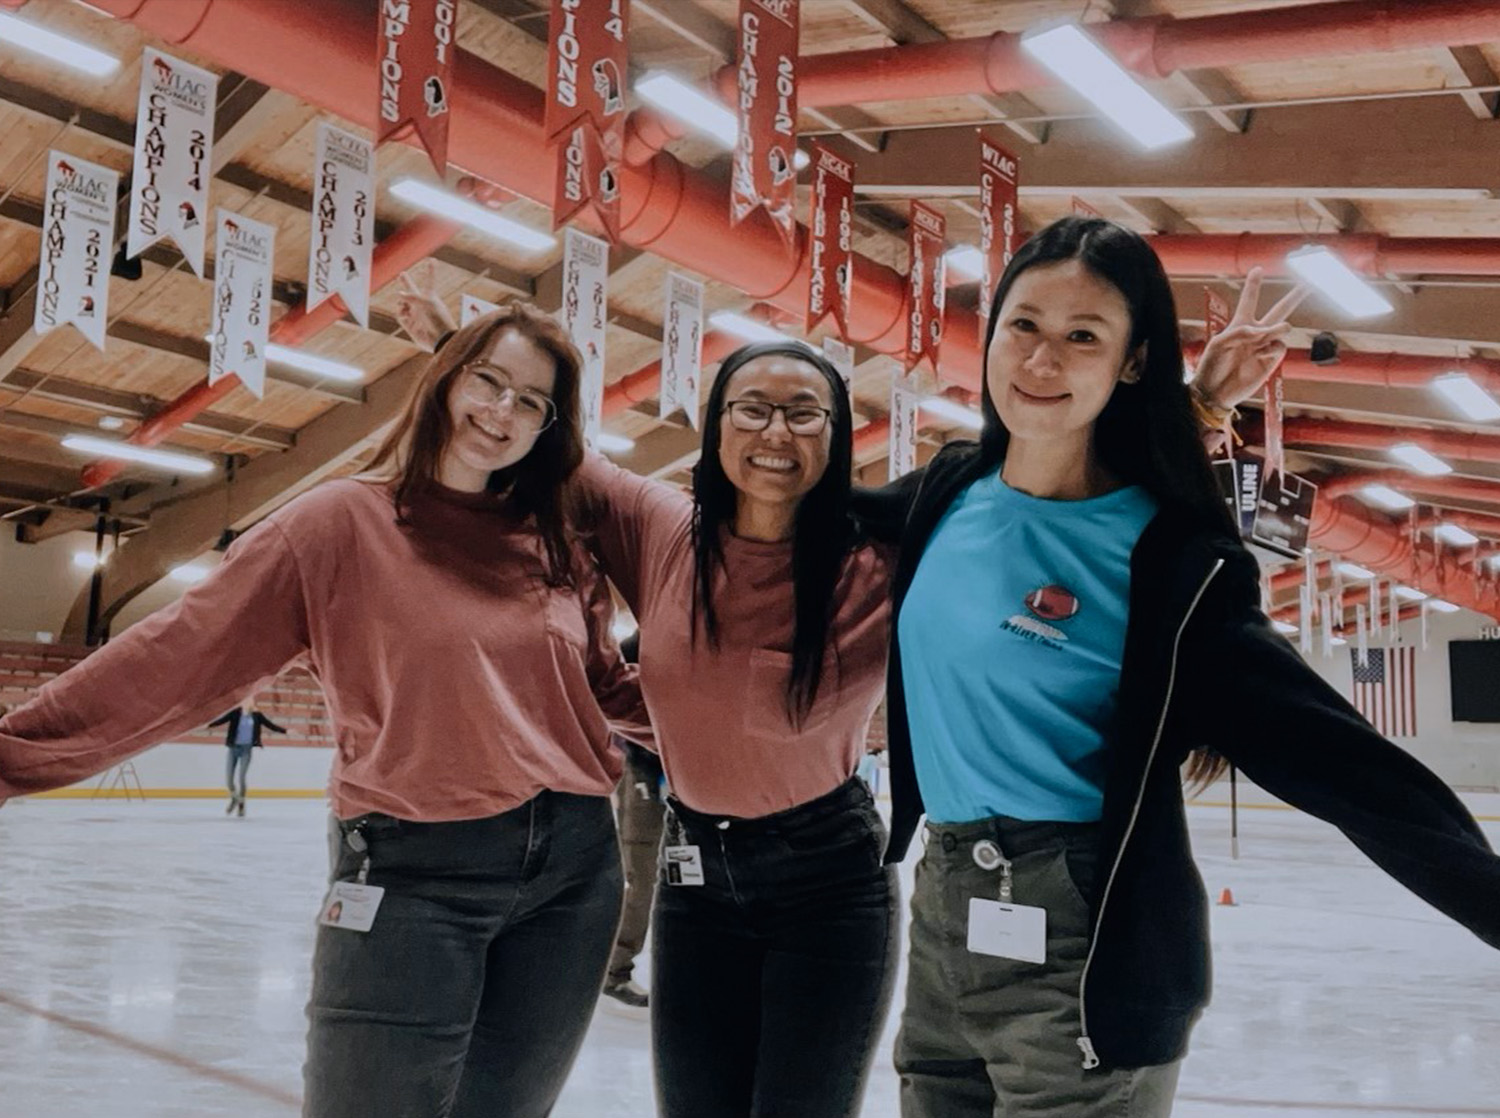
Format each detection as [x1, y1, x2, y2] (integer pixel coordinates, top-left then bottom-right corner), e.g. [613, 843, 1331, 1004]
[889, 367, 920, 481]
[209, 212, 275, 399]
[660, 272, 704, 428]
[128, 48, 217, 276]
[461, 293, 501, 325]
[562, 228, 609, 447]
[308, 123, 375, 327]
[35, 151, 119, 351]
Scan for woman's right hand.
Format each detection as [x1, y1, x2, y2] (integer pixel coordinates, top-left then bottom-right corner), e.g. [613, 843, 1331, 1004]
[396, 260, 457, 351]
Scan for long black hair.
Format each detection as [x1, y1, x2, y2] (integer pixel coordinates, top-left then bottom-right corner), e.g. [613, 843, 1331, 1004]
[979, 216, 1238, 541]
[692, 340, 857, 724]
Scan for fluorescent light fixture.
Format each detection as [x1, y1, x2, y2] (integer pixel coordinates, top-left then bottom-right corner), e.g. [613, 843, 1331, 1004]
[1272, 620, 1298, 635]
[389, 179, 555, 252]
[1428, 599, 1461, 613]
[61, 434, 215, 475]
[170, 563, 211, 585]
[1358, 484, 1416, 512]
[1331, 636, 1348, 647]
[97, 415, 126, 431]
[1488, 555, 1500, 572]
[943, 246, 985, 283]
[793, 148, 810, 171]
[1388, 443, 1452, 477]
[73, 551, 103, 571]
[1431, 372, 1500, 422]
[0, 10, 119, 76]
[1393, 585, 1428, 602]
[635, 71, 738, 147]
[1020, 24, 1192, 150]
[1434, 523, 1480, 547]
[1336, 561, 1375, 580]
[709, 311, 789, 344]
[596, 432, 635, 454]
[266, 344, 365, 383]
[1284, 246, 1393, 319]
[920, 396, 983, 429]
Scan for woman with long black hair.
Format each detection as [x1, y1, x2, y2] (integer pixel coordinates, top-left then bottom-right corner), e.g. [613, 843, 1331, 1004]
[851, 217, 1500, 1117]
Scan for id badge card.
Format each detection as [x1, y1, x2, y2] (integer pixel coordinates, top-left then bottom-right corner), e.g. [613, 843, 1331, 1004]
[663, 844, 704, 886]
[967, 897, 1047, 964]
[319, 881, 385, 932]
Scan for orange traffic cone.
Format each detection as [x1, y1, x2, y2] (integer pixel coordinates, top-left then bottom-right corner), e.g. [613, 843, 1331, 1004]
[1217, 887, 1237, 907]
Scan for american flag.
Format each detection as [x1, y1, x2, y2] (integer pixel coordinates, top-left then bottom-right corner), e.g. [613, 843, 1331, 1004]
[1349, 647, 1418, 738]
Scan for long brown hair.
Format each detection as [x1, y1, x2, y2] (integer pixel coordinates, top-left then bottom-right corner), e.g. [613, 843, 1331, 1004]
[364, 302, 586, 587]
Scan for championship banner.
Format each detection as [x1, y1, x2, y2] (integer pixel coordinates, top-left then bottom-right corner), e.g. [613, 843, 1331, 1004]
[978, 136, 1018, 321]
[128, 49, 217, 277]
[377, 0, 456, 176]
[660, 272, 704, 428]
[822, 336, 853, 393]
[562, 227, 609, 447]
[1205, 289, 1231, 339]
[546, 0, 628, 241]
[460, 293, 501, 325]
[906, 201, 946, 374]
[1071, 196, 1103, 219]
[209, 212, 274, 399]
[807, 142, 853, 338]
[731, 0, 798, 244]
[889, 368, 920, 481]
[35, 152, 118, 351]
[1264, 368, 1286, 477]
[308, 123, 375, 328]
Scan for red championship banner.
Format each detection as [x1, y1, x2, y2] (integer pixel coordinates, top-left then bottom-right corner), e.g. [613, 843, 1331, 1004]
[806, 142, 852, 338]
[1204, 288, 1231, 339]
[546, 0, 629, 240]
[732, 0, 799, 244]
[978, 136, 1018, 322]
[906, 201, 946, 374]
[377, 0, 456, 176]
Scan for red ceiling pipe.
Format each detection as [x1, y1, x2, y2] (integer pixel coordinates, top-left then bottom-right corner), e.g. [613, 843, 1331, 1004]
[1315, 471, 1500, 514]
[1150, 234, 1500, 279]
[1184, 344, 1500, 396]
[1435, 510, 1500, 540]
[793, 0, 1500, 107]
[1270, 597, 1422, 625]
[79, 205, 467, 489]
[1285, 417, 1500, 466]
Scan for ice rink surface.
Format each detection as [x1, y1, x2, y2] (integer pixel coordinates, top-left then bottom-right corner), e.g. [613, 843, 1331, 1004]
[1, 795, 1496, 1117]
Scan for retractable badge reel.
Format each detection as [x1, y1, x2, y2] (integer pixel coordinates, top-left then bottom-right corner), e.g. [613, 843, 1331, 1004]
[663, 812, 704, 886]
[966, 837, 1047, 964]
[319, 822, 386, 932]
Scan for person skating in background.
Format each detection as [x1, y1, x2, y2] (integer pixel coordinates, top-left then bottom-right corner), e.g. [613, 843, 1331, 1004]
[208, 695, 286, 816]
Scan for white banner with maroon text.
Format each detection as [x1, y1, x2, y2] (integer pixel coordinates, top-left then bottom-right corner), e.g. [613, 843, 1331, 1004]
[906, 201, 946, 374]
[562, 227, 609, 447]
[376, 0, 456, 176]
[128, 49, 216, 277]
[807, 141, 852, 338]
[209, 212, 274, 399]
[308, 123, 374, 328]
[978, 136, 1018, 321]
[732, 0, 798, 244]
[889, 366, 920, 481]
[461, 293, 501, 325]
[660, 272, 704, 429]
[35, 151, 118, 352]
[546, 0, 628, 240]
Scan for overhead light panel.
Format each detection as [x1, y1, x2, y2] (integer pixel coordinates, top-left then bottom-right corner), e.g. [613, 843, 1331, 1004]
[1428, 599, 1461, 613]
[709, 311, 790, 344]
[1388, 443, 1452, 477]
[942, 246, 985, 283]
[635, 71, 738, 147]
[0, 10, 120, 77]
[97, 415, 126, 431]
[1335, 561, 1375, 581]
[170, 563, 212, 584]
[920, 396, 983, 429]
[1358, 484, 1415, 512]
[266, 344, 365, 383]
[596, 432, 635, 454]
[389, 179, 556, 252]
[1393, 585, 1428, 602]
[1272, 620, 1297, 635]
[1431, 372, 1500, 422]
[1434, 523, 1480, 548]
[61, 434, 215, 475]
[1284, 246, 1392, 319]
[1331, 636, 1348, 647]
[72, 551, 104, 571]
[1020, 24, 1192, 150]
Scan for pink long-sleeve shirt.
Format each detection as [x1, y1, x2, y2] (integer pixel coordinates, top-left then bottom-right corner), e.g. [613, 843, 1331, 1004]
[576, 453, 894, 818]
[0, 479, 649, 820]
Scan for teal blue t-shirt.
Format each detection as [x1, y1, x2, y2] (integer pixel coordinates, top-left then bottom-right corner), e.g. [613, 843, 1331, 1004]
[897, 471, 1157, 824]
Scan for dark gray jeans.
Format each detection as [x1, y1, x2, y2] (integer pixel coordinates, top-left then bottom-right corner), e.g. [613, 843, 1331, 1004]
[895, 817, 1181, 1118]
[303, 791, 623, 1118]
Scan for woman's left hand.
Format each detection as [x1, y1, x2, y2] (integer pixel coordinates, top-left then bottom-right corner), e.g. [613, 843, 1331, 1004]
[1191, 267, 1309, 410]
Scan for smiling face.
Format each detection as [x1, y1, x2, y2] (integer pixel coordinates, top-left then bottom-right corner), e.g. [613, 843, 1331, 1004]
[438, 327, 557, 492]
[717, 354, 835, 517]
[986, 258, 1141, 458]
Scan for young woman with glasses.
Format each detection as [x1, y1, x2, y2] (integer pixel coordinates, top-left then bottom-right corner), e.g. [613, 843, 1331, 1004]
[0, 304, 651, 1118]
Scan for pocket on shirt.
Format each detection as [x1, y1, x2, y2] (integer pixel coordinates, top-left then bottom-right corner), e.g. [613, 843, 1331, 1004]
[742, 649, 835, 738]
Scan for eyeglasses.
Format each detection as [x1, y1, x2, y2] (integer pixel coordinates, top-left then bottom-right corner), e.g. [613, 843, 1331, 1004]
[457, 363, 556, 432]
[722, 399, 832, 436]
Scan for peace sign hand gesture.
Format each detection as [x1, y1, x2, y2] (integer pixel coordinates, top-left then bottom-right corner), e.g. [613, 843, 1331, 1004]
[1191, 267, 1309, 411]
[396, 260, 458, 352]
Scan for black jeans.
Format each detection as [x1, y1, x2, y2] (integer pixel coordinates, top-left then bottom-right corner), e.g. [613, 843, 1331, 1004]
[652, 777, 900, 1118]
[303, 791, 623, 1118]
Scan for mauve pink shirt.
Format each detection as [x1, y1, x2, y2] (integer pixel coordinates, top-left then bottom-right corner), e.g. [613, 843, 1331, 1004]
[0, 479, 649, 819]
[576, 453, 894, 818]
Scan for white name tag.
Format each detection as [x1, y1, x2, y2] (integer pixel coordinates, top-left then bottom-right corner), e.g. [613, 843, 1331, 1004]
[967, 897, 1047, 963]
[319, 881, 385, 933]
[663, 844, 704, 886]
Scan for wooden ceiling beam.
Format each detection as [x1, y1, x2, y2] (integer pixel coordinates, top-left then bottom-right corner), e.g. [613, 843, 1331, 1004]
[1435, 46, 1500, 121]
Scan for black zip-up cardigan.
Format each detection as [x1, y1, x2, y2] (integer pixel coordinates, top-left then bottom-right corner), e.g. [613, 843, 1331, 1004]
[852, 441, 1500, 1070]
[207, 709, 287, 749]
